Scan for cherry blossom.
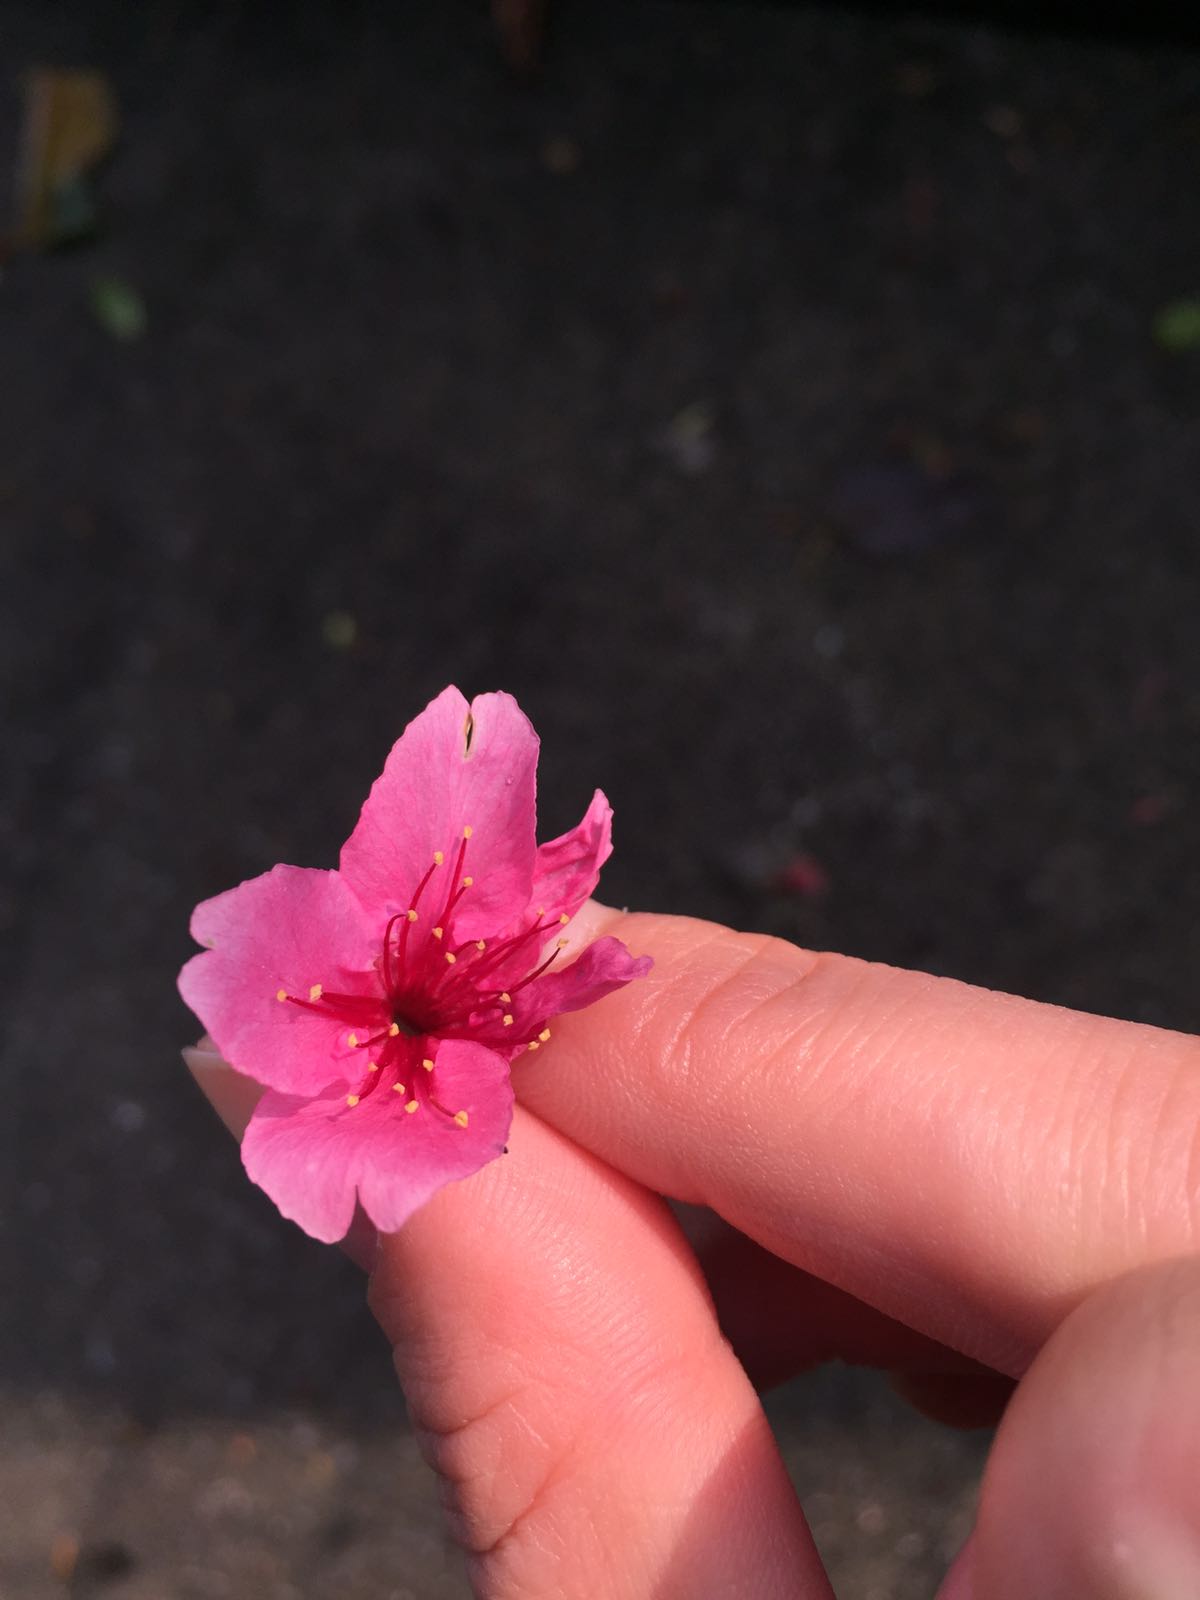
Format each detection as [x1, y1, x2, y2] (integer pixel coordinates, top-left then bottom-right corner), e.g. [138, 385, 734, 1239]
[180, 688, 650, 1241]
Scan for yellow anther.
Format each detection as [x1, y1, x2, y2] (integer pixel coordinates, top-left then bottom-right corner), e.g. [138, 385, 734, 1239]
[453, 1110, 469, 1128]
[432, 926, 443, 940]
[462, 875, 474, 887]
[391, 1082, 406, 1095]
[559, 913, 570, 925]
[405, 1099, 419, 1115]
[500, 992, 511, 1004]
[539, 1029, 551, 1042]
[308, 983, 323, 1002]
[463, 825, 473, 838]
[346, 1094, 360, 1107]
[388, 1022, 400, 1037]
[367, 1061, 379, 1072]
[406, 908, 418, 922]
[420, 1058, 434, 1073]
[502, 1014, 514, 1027]
[276, 989, 288, 1002]
[445, 951, 457, 964]
[556, 938, 568, 949]
[433, 851, 444, 866]
[476, 940, 486, 951]
[527, 1040, 540, 1052]
[348, 1032, 358, 1048]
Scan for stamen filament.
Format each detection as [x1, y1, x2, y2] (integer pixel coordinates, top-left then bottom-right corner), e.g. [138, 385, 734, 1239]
[280, 992, 385, 1022]
[505, 940, 565, 996]
[434, 916, 548, 1013]
[381, 911, 410, 994]
[460, 915, 546, 985]
[395, 858, 441, 979]
[434, 833, 471, 929]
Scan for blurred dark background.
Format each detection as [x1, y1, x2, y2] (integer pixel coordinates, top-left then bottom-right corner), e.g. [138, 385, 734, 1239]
[3, 1, 1198, 1595]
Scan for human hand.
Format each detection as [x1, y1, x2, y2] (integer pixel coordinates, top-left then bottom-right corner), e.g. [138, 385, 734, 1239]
[188, 903, 1200, 1599]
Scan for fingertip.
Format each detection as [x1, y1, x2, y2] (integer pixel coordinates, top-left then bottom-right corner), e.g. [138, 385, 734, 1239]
[340, 1205, 381, 1275]
[935, 1537, 976, 1600]
[518, 907, 1200, 1376]
[971, 1256, 1200, 1599]
[182, 1040, 223, 1076]
[183, 1041, 263, 1138]
[368, 1107, 829, 1597]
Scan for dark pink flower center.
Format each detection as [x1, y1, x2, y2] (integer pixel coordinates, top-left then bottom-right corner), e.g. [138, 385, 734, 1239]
[274, 828, 564, 1121]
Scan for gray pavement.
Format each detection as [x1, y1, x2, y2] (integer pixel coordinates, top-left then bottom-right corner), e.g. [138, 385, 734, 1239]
[3, 1, 1198, 1595]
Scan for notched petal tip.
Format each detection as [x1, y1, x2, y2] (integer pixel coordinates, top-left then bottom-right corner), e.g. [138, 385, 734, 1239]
[339, 686, 539, 928]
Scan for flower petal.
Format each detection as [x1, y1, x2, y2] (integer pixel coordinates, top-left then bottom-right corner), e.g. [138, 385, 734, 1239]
[240, 1084, 362, 1243]
[529, 789, 613, 926]
[474, 790, 615, 993]
[339, 687, 539, 938]
[472, 935, 653, 1051]
[179, 865, 381, 1096]
[240, 1042, 514, 1242]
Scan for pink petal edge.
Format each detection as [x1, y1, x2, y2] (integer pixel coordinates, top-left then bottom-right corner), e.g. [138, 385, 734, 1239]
[513, 935, 653, 1027]
[241, 1041, 514, 1241]
[179, 864, 380, 1097]
[339, 687, 540, 937]
[529, 788, 613, 926]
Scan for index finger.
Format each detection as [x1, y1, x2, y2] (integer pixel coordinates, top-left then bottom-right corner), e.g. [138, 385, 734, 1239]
[520, 905, 1200, 1374]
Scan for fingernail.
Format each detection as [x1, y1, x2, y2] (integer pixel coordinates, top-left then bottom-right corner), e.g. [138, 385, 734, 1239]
[181, 1043, 263, 1139]
[182, 1041, 224, 1073]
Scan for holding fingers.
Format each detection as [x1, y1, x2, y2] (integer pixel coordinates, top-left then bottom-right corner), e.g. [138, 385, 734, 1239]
[190, 1050, 834, 1599]
[188, 899, 1200, 1598]
[522, 904, 1200, 1375]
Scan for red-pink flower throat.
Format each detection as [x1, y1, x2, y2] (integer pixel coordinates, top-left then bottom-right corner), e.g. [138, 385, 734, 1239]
[275, 826, 564, 1119]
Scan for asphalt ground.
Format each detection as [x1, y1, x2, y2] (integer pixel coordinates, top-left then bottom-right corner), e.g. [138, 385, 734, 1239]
[3, 2, 1198, 1595]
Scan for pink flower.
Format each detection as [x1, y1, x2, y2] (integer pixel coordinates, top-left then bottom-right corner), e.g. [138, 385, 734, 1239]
[179, 687, 651, 1242]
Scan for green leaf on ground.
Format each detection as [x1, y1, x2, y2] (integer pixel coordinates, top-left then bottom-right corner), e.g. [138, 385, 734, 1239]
[321, 610, 358, 650]
[90, 276, 147, 340]
[1152, 298, 1200, 353]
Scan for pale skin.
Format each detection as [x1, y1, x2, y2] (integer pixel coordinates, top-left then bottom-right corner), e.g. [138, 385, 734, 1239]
[187, 902, 1200, 1600]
